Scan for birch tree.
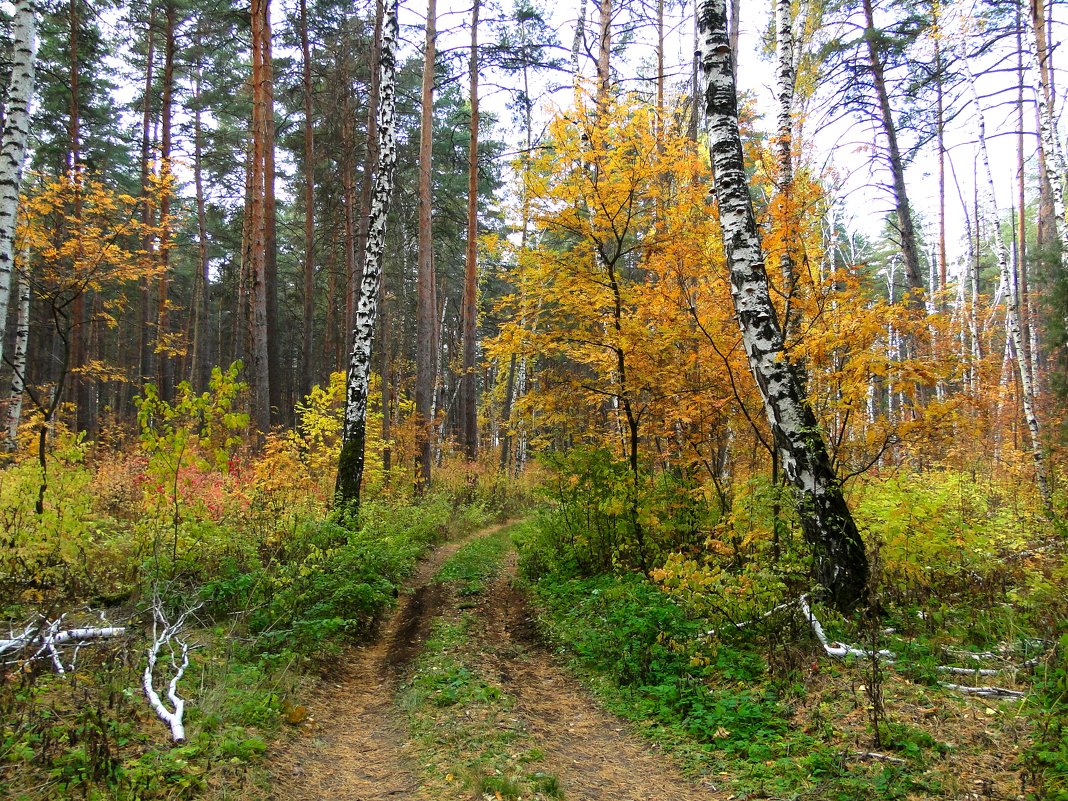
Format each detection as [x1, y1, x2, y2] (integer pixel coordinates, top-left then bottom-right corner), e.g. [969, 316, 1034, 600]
[698, 0, 868, 611]
[0, 0, 36, 372]
[336, 0, 400, 509]
[962, 50, 1051, 509]
[4, 260, 30, 449]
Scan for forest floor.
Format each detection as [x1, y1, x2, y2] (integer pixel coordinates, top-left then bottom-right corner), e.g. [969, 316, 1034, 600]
[267, 521, 717, 801]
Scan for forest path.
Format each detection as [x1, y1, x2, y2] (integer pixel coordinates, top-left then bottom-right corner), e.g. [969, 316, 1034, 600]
[268, 522, 716, 801]
[267, 523, 500, 801]
[464, 552, 722, 801]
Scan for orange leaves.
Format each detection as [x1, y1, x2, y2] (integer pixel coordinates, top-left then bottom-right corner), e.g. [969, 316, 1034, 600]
[19, 167, 172, 303]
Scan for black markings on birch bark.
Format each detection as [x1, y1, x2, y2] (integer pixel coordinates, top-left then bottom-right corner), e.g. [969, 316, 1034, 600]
[698, 0, 868, 611]
[5, 256, 29, 448]
[0, 0, 36, 371]
[336, 0, 399, 508]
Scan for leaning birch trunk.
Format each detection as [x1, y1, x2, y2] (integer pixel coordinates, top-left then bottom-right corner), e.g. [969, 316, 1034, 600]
[335, 0, 399, 508]
[4, 257, 29, 448]
[698, 0, 868, 612]
[0, 0, 36, 370]
[775, 0, 802, 345]
[1023, 9, 1068, 252]
[964, 55, 1051, 510]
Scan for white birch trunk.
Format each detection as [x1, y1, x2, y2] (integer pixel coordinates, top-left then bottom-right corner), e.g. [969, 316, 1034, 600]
[698, 0, 868, 611]
[4, 256, 29, 448]
[1023, 9, 1068, 250]
[965, 54, 1051, 509]
[335, 0, 400, 507]
[0, 0, 36, 370]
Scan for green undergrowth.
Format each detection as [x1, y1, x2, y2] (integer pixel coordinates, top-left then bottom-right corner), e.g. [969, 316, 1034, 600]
[400, 526, 562, 801]
[521, 569, 972, 799]
[0, 492, 510, 801]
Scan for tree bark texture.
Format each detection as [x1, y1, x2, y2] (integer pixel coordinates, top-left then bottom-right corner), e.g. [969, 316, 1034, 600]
[0, 0, 35, 372]
[249, 0, 272, 435]
[698, 0, 868, 612]
[462, 0, 480, 460]
[5, 256, 29, 448]
[336, 0, 399, 508]
[415, 0, 438, 492]
[299, 0, 317, 400]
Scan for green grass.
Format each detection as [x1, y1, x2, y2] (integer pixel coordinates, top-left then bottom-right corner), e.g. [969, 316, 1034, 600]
[520, 569, 988, 800]
[434, 525, 513, 595]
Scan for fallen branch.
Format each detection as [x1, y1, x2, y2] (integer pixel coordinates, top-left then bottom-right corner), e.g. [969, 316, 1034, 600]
[143, 597, 202, 743]
[852, 751, 907, 764]
[1, 615, 126, 673]
[798, 595, 894, 661]
[939, 683, 1026, 699]
[936, 666, 1002, 677]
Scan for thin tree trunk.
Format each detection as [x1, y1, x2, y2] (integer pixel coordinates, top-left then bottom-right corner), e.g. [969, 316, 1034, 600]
[462, 0, 479, 460]
[190, 30, 209, 390]
[336, 0, 399, 508]
[861, 0, 924, 302]
[156, 0, 176, 401]
[571, 0, 587, 89]
[0, 0, 35, 372]
[299, 0, 316, 399]
[596, 0, 611, 107]
[249, 0, 271, 435]
[139, 3, 157, 388]
[728, 0, 739, 84]
[261, 1, 280, 425]
[934, 1, 947, 294]
[1017, 10, 1036, 392]
[415, 0, 438, 492]
[1025, 7, 1068, 253]
[964, 53, 1051, 510]
[655, 0, 664, 135]
[698, 0, 868, 612]
[68, 0, 91, 433]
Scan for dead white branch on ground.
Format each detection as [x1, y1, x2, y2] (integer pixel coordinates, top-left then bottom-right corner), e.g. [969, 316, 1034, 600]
[936, 666, 1002, 677]
[939, 683, 1026, 699]
[853, 751, 907, 764]
[143, 598, 202, 743]
[798, 595, 894, 660]
[0, 615, 126, 672]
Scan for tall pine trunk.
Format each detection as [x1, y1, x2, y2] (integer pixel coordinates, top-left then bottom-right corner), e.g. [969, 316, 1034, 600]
[415, 0, 438, 492]
[249, 0, 272, 435]
[299, 0, 316, 400]
[698, 0, 868, 611]
[156, 0, 176, 401]
[461, 0, 479, 460]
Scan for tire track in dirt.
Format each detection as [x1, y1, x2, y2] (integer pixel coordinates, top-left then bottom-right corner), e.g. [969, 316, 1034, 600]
[268, 523, 510, 801]
[473, 553, 725, 801]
